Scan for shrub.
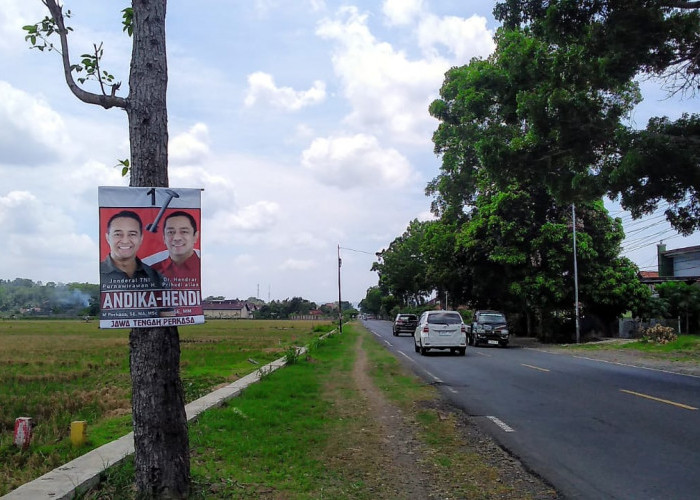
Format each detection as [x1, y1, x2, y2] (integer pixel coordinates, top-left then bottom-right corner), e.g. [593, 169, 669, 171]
[641, 324, 678, 344]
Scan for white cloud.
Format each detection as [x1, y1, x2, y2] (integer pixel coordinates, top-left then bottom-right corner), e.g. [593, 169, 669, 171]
[0, 190, 96, 282]
[308, 0, 326, 13]
[0, 81, 70, 165]
[417, 14, 495, 62]
[170, 122, 211, 165]
[382, 0, 424, 26]
[244, 71, 326, 111]
[0, 1, 47, 53]
[279, 258, 317, 271]
[301, 133, 416, 189]
[316, 7, 448, 144]
[211, 200, 281, 234]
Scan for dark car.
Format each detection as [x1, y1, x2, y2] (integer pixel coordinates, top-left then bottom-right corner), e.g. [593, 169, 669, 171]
[469, 310, 509, 347]
[393, 313, 418, 336]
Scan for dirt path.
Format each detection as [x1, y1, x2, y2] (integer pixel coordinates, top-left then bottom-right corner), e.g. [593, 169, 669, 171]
[349, 332, 559, 500]
[351, 333, 432, 499]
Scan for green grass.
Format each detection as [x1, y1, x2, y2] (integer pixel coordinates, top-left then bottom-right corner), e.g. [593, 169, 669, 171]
[0, 319, 332, 495]
[85, 325, 358, 499]
[85, 322, 553, 499]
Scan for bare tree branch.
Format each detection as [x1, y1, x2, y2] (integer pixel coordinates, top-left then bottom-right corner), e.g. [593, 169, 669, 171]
[42, 0, 126, 109]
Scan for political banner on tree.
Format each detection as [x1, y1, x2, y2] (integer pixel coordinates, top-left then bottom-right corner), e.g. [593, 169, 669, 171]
[98, 186, 204, 329]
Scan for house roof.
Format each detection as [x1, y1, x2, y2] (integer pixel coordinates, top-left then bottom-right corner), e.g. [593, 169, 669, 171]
[201, 301, 256, 311]
[639, 271, 659, 279]
[662, 245, 700, 256]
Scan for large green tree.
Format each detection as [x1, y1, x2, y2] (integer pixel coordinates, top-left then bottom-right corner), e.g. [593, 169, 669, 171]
[26, 1, 188, 496]
[456, 182, 648, 339]
[492, 0, 700, 232]
[372, 219, 432, 306]
[359, 286, 383, 317]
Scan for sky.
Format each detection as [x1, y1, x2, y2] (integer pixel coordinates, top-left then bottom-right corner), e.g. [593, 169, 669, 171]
[1, 1, 698, 306]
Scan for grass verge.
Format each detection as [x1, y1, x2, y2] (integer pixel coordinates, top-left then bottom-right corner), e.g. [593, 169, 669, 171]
[83, 322, 556, 499]
[560, 335, 700, 363]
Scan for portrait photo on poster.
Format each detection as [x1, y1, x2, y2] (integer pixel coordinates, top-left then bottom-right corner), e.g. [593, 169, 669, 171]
[98, 186, 204, 329]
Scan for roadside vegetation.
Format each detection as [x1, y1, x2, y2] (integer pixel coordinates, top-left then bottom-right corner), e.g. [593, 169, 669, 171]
[0, 319, 332, 495]
[82, 322, 556, 499]
[359, 3, 700, 344]
[563, 334, 700, 364]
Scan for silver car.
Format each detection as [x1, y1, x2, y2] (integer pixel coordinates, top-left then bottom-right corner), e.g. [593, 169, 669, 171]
[414, 310, 467, 356]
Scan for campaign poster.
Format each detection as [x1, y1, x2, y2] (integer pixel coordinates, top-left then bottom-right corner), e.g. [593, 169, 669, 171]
[98, 186, 204, 329]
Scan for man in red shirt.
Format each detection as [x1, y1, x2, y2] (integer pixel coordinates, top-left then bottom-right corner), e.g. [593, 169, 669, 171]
[152, 211, 202, 316]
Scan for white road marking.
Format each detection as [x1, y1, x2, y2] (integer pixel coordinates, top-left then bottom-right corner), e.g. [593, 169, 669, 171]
[572, 355, 700, 379]
[398, 351, 415, 363]
[487, 416, 515, 432]
[424, 370, 443, 383]
[532, 349, 700, 379]
[384, 340, 392, 347]
[447, 387, 458, 394]
[522, 363, 550, 372]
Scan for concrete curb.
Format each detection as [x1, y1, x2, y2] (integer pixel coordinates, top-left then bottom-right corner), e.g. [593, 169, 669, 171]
[2, 347, 306, 500]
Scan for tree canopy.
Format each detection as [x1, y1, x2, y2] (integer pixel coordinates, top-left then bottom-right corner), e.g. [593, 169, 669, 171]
[488, 0, 700, 232]
[366, 1, 699, 339]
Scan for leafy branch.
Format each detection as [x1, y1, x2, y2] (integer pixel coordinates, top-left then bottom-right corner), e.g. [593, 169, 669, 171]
[22, 0, 126, 110]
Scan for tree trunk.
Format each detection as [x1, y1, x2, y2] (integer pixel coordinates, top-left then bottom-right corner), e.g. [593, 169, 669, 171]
[127, 1, 189, 496]
[130, 327, 189, 498]
[128, 0, 169, 188]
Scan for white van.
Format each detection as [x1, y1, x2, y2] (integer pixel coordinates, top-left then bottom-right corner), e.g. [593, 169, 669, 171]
[414, 310, 467, 356]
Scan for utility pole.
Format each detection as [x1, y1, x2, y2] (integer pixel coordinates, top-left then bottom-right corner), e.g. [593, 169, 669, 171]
[337, 244, 343, 333]
[572, 205, 580, 344]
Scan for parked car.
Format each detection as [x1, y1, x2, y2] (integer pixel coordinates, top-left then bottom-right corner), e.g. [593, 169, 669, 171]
[413, 310, 467, 355]
[470, 310, 509, 347]
[393, 313, 418, 336]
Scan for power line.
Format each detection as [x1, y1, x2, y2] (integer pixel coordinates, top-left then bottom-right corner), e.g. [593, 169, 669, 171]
[339, 246, 376, 256]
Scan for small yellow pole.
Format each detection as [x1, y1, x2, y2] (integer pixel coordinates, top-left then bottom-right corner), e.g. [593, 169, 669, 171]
[70, 421, 87, 447]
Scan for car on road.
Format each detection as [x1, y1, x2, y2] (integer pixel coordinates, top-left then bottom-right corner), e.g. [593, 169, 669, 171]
[414, 310, 467, 355]
[469, 310, 509, 347]
[393, 313, 418, 336]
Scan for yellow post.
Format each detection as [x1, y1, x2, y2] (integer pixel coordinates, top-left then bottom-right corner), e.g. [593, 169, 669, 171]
[70, 421, 87, 447]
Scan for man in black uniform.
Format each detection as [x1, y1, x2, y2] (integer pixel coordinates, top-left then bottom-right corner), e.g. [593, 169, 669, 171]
[100, 210, 168, 289]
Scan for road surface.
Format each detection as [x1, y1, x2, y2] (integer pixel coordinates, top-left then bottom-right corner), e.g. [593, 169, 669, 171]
[363, 319, 700, 500]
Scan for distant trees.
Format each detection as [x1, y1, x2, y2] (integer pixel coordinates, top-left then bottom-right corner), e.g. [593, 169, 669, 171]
[256, 297, 318, 319]
[0, 279, 98, 317]
[358, 287, 384, 317]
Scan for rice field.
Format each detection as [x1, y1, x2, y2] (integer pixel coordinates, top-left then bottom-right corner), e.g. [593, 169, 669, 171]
[0, 318, 332, 495]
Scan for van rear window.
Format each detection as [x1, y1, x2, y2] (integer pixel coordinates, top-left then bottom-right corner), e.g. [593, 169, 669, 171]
[427, 312, 462, 325]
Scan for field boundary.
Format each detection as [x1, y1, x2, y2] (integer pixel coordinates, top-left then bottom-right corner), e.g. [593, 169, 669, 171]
[1, 345, 311, 500]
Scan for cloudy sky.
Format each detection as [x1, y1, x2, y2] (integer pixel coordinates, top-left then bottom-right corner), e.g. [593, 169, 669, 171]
[1, 1, 698, 305]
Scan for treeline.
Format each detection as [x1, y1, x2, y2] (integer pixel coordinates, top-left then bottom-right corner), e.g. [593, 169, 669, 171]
[255, 297, 356, 320]
[0, 278, 99, 317]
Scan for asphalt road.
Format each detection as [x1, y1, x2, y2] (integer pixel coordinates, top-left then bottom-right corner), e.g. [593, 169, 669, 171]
[362, 319, 700, 500]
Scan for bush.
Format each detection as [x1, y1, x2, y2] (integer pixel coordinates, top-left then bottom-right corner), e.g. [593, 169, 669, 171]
[641, 324, 678, 344]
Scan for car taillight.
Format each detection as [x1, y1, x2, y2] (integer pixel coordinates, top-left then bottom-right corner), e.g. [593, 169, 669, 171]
[423, 325, 429, 333]
[461, 325, 466, 333]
